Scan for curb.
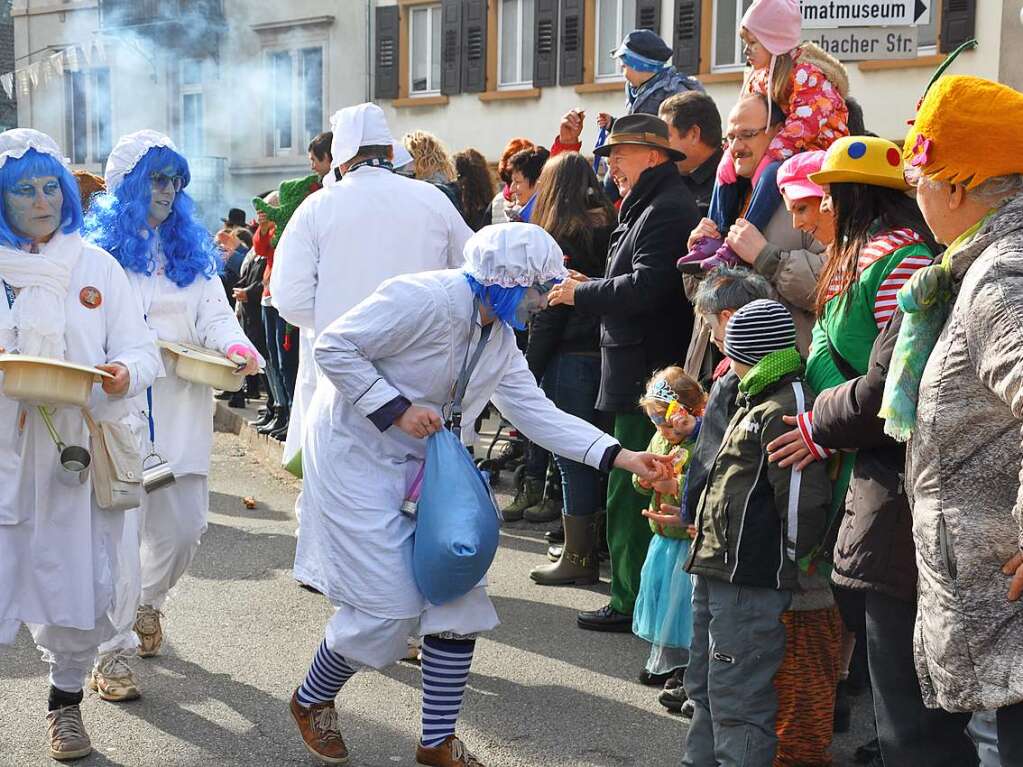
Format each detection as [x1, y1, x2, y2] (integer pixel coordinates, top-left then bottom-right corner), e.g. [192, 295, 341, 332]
[213, 397, 288, 474]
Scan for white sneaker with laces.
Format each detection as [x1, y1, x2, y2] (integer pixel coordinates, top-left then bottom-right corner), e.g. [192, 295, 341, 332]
[90, 649, 141, 702]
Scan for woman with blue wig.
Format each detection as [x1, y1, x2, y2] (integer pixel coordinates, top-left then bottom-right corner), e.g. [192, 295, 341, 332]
[289, 222, 670, 766]
[84, 131, 260, 684]
[0, 129, 160, 761]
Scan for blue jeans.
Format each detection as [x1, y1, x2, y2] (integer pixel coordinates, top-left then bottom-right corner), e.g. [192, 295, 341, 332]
[540, 353, 603, 517]
[708, 160, 783, 235]
[262, 305, 297, 409]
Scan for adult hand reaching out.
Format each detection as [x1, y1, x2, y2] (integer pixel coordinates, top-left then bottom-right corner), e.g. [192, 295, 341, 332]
[548, 278, 581, 307]
[725, 219, 768, 265]
[396, 405, 443, 439]
[615, 449, 674, 482]
[766, 415, 817, 470]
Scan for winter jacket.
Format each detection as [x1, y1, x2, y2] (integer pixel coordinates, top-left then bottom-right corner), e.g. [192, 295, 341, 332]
[745, 42, 849, 162]
[907, 194, 1023, 712]
[574, 162, 699, 413]
[234, 250, 268, 354]
[685, 365, 739, 519]
[812, 311, 918, 603]
[682, 148, 722, 219]
[685, 371, 832, 591]
[525, 223, 612, 380]
[633, 430, 694, 540]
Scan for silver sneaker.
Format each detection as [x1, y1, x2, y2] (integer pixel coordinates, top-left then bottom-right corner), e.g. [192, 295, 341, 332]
[90, 650, 141, 702]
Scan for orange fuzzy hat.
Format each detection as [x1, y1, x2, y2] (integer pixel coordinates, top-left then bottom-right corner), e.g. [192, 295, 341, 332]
[904, 75, 1023, 189]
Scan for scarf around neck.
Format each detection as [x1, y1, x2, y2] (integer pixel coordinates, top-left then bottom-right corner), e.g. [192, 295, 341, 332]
[0, 230, 83, 359]
[879, 214, 991, 442]
[738, 347, 803, 398]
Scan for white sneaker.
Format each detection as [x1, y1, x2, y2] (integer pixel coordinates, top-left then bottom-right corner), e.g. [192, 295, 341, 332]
[134, 604, 164, 658]
[89, 650, 140, 702]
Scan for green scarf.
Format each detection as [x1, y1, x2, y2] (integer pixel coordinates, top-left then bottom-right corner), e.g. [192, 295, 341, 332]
[738, 348, 803, 398]
[879, 216, 989, 442]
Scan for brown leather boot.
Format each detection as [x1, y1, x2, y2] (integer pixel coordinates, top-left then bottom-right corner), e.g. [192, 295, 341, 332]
[529, 514, 599, 586]
[289, 690, 350, 764]
[416, 735, 485, 766]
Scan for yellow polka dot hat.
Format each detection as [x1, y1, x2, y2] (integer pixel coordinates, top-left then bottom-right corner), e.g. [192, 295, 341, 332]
[904, 75, 1023, 189]
[809, 136, 909, 191]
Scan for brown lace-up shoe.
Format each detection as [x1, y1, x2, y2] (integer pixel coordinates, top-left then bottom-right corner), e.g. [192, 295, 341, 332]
[416, 735, 485, 766]
[289, 689, 350, 765]
[46, 704, 92, 761]
[133, 604, 163, 658]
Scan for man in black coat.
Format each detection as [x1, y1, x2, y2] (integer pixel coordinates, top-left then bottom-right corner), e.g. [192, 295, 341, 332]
[549, 114, 699, 632]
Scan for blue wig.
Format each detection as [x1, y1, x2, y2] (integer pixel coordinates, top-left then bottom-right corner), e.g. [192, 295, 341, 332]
[84, 145, 219, 288]
[464, 273, 529, 330]
[0, 149, 84, 248]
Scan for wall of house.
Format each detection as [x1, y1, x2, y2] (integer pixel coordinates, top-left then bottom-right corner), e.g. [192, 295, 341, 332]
[377, 0, 1004, 162]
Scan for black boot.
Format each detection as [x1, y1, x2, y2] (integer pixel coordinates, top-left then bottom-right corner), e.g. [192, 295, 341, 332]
[227, 391, 247, 408]
[245, 375, 262, 399]
[214, 389, 234, 401]
[257, 406, 287, 435]
[269, 411, 290, 441]
[249, 407, 274, 428]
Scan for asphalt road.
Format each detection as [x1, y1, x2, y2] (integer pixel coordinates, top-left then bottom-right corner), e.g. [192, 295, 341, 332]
[0, 430, 874, 767]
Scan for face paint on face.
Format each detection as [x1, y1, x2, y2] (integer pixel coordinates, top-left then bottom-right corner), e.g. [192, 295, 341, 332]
[4, 176, 63, 243]
[512, 281, 555, 328]
[147, 164, 181, 228]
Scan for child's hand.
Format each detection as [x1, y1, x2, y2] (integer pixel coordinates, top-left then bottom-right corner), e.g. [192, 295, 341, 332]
[637, 476, 653, 489]
[652, 478, 678, 495]
[643, 502, 683, 528]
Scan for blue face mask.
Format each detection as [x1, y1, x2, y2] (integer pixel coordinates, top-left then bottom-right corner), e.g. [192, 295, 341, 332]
[147, 165, 181, 227]
[512, 281, 555, 328]
[3, 176, 63, 243]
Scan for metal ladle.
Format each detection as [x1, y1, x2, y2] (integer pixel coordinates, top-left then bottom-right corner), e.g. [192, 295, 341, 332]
[37, 406, 91, 472]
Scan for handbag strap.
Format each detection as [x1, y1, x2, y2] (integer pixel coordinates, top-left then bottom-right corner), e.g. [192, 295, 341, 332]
[446, 299, 492, 437]
[826, 333, 860, 382]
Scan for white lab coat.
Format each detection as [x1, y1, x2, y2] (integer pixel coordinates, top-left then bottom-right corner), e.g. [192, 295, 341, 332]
[126, 250, 255, 476]
[0, 236, 160, 645]
[270, 165, 471, 467]
[296, 270, 619, 622]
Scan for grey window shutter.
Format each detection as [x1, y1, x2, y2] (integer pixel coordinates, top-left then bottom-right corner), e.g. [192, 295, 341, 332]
[636, 0, 660, 32]
[442, 0, 463, 94]
[374, 5, 399, 99]
[672, 0, 701, 76]
[939, 0, 976, 53]
[461, 0, 487, 93]
[559, 0, 584, 86]
[533, 0, 558, 87]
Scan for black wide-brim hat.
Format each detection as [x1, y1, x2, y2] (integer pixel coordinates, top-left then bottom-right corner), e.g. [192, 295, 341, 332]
[593, 114, 685, 162]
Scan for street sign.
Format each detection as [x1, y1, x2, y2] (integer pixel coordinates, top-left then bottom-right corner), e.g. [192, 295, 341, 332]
[805, 26, 918, 60]
[800, 0, 931, 29]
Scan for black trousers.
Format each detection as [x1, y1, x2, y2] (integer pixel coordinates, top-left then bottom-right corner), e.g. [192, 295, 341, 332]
[864, 591, 978, 767]
[995, 701, 1023, 766]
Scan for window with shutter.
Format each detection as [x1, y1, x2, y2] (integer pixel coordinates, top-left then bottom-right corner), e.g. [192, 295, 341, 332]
[635, 0, 659, 32]
[533, 0, 558, 87]
[559, 0, 584, 85]
[940, 0, 976, 53]
[462, 0, 488, 93]
[672, 0, 700, 75]
[441, 0, 462, 94]
[498, 0, 536, 89]
[374, 5, 399, 99]
[595, 0, 637, 81]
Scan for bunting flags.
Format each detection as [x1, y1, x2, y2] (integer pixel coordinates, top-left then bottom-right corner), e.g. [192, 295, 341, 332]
[3, 41, 106, 101]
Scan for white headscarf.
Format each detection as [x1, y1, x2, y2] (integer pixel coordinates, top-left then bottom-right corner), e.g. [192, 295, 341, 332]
[329, 103, 394, 167]
[462, 223, 568, 288]
[104, 130, 178, 193]
[0, 129, 82, 359]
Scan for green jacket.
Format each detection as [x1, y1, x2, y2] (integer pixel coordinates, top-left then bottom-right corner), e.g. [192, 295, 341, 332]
[632, 431, 694, 540]
[685, 372, 832, 591]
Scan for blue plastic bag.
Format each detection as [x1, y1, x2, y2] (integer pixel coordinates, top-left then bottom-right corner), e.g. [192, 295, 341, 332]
[412, 428, 500, 605]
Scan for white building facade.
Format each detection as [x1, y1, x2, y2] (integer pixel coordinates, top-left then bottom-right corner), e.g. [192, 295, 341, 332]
[10, 0, 1021, 222]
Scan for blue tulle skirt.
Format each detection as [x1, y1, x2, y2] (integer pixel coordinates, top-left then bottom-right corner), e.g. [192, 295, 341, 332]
[633, 534, 694, 674]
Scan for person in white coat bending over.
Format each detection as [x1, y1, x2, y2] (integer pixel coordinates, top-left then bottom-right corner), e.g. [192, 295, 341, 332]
[85, 131, 261, 680]
[288, 223, 671, 767]
[270, 103, 471, 531]
[0, 129, 160, 761]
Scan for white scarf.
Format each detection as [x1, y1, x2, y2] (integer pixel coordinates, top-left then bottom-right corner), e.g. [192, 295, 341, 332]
[0, 230, 83, 359]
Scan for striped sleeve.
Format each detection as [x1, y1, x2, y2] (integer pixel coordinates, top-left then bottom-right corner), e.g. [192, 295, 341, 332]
[795, 410, 834, 461]
[872, 252, 933, 330]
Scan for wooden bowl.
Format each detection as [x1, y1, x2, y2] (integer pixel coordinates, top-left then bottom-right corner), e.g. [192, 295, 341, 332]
[0, 355, 112, 408]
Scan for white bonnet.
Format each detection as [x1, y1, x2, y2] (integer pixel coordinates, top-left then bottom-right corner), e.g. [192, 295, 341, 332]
[0, 128, 70, 173]
[104, 130, 180, 193]
[462, 223, 568, 288]
[329, 103, 394, 167]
